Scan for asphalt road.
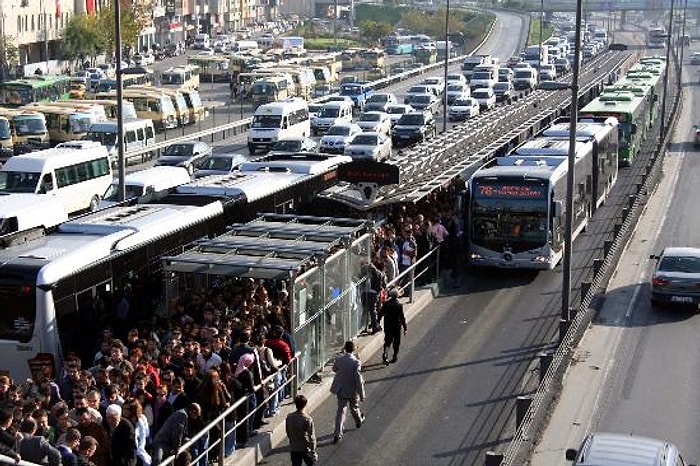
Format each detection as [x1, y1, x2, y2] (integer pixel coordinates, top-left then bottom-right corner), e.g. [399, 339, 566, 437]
[579, 50, 700, 461]
[257, 11, 537, 466]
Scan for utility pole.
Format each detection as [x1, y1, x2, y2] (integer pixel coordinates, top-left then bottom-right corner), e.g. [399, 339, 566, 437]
[660, 0, 675, 139]
[441, 0, 449, 133]
[115, 0, 126, 201]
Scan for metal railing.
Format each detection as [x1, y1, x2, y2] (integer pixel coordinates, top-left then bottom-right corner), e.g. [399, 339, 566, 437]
[159, 355, 300, 466]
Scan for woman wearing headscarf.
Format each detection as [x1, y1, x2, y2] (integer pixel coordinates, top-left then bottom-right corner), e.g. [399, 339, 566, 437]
[234, 353, 257, 441]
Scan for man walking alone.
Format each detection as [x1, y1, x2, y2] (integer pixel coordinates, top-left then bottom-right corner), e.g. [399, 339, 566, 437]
[378, 288, 407, 365]
[330, 341, 365, 444]
[285, 395, 317, 466]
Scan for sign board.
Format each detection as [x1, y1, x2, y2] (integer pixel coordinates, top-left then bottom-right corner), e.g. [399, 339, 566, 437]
[338, 160, 400, 186]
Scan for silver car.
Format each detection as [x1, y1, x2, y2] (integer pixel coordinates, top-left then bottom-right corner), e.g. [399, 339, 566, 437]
[650, 247, 700, 308]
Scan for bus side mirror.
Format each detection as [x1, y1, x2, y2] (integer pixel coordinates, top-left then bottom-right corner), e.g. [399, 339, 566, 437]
[553, 201, 563, 218]
[631, 123, 637, 135]
[565, 448, 578, 461]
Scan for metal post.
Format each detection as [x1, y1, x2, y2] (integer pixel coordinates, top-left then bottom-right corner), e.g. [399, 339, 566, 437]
[538, 0, 543, 83]
[679, 0, 689, 87]
[562, 0, 583, 322]
[115, 0, 126, 201]
[660, 0, 675, 139]
[333, 0, 339, 50]
[441, 0, 450, 133]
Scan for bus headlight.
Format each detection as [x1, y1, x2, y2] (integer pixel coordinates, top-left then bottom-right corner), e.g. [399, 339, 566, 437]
[469, 252, 483, 261]
[531, 256, 550, 264]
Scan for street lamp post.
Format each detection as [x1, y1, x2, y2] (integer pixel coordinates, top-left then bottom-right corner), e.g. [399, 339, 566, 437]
[678, 0, 689, 87]
[115, 0, 126, 201]
[561, 0, 584, 322]
[442, 0, 450, 133]
[660, 0, 676, 139]
[538, 0, 543, 83]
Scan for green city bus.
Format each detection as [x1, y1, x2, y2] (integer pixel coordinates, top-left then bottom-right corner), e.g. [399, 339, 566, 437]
[580, 91, 649, 166]
[0, 75, 71, 107]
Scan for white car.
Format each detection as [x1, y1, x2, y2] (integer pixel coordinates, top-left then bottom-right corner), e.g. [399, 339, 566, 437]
[472, 87, 496, 111]
[404, 85, 437, 104]
[446, 73, 467, 85]
[538, 63, 557, 81]
[386, 104, 414, 126]
[319, 122, 362, 154]
[422, 76, 445, 95]
[446, 83, 470, 105]
[356, 111, 391, 135]
[365, 93, 398, 112]
[344, 132, 392, 161]
[448, 97, 480, 121]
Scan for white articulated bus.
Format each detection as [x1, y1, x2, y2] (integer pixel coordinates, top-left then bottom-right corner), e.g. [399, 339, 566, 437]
[0, 140, 112, 213]
[247, 97, 310, 154]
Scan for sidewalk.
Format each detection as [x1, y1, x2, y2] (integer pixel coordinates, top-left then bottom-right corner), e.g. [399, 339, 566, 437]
[227, 285, 439, 466]
[528, 149, 684, 465]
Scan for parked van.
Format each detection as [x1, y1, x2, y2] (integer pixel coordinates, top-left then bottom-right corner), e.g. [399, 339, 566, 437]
[0, 140, 111, 213]
[194, 33, 210, 50]
[233, 40, 259, 53]
[84, 119, 156, 164]
[98, 89, 178, 131]
[180, 89, 205, 123]
[78, 99, 138, 120]
[311, 101, 354, 135]
[23, 104, 100, 145]
[0, 108, 50, 154]
[130, 86, 191, 126]
[99, 166, 191, 208]
[0, 193, 68, 236]
[247, 97, 310, 154]
[566, 433, 694, 466]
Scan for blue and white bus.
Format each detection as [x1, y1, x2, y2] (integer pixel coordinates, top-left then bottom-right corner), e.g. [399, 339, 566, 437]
[383, 34, 414, 55]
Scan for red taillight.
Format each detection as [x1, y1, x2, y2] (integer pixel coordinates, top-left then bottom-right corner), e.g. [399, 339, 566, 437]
[652, 276, 669, 287]
[20, 285, 33, 296]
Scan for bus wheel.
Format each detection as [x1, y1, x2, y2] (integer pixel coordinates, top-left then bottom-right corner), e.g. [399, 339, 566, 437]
[248, 145, 256, 155]
[89, 195, 100, 212]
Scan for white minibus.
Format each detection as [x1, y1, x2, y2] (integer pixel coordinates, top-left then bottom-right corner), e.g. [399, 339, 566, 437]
[0, 140, 112, 213]
[0, 193, 68, 236]
[84, 119, 156, 163]
[247, 97, 310, 154]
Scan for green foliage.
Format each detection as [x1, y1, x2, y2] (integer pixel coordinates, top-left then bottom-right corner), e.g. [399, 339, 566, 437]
[97, 1, 141, 54]
[61, 14, 102, 62]
[0, 36, 19, 71]
[528, 18, 554, 45]
[359, 20, 393, 45]
[355, 4, 405, 25]
[401, 7, 473, 38]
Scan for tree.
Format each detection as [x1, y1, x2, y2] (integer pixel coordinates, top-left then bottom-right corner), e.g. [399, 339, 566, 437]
[61, 14, 103, 67]
[97, 0, 142, 57]
[0, 35, 19, 80]
[359, 20, 393, 45]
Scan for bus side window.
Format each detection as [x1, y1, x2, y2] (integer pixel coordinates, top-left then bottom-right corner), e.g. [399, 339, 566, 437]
[136, 128, 144, 142]
[145, 126, 154, 141]
[126, 130, 136, 144]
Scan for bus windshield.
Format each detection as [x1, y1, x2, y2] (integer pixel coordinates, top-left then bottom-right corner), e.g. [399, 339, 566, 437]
[162, 73, 184, 85]
[0, 171, 41, 193]
[470, 180, 549, 252]
[252, 83, 277, 95]
[252, 115, 282, 128]
[0, 119, 10, 139]
[14, 115, 47, 136]
[0, 86, 32, 106]
[0, 283, 35, 342]
[69, 114, 93, 134]
[102, 183, 144, 202]
[85, 130, 116, 146]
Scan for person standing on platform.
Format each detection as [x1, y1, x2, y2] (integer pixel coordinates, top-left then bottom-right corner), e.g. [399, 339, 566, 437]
[330, 341, 365, 444]
[378, 288, 408, 365]
[285, 395, 317, 466]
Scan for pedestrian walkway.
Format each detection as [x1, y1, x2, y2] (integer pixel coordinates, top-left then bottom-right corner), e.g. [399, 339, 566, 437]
[227, 286, 438, 466]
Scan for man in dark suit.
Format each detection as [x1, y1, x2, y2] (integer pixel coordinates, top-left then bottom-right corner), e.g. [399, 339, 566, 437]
[378, 287, 408, 364]
[151, 403, 202, 464]
[17, 417, 62, 465]
[58, 428, 82, 466]
[330, 340, 366, 444]
[104, 404, 136, 466]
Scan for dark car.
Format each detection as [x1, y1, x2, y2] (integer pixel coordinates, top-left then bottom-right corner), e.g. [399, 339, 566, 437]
[155, 141, 213, 174]
[650, 247, 700, 308]
[391, 110, 436, 148]
[493, 82, 515, 104]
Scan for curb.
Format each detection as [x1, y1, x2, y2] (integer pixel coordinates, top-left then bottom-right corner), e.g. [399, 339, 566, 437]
[228, 285, 439, 466]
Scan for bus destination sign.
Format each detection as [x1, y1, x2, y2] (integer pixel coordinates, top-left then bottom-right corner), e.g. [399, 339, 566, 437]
[476, 182, 546, 199]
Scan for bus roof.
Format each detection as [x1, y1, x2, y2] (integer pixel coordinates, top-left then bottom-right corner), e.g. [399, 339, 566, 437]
[580, 92, 646, 116]
[541, 117, 618, 140]
[1, 143, 108, 173]
[0, 202, 224, 287]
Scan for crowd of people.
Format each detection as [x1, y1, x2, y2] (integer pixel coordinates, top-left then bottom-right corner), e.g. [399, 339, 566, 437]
[0, 185, 464, 466]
